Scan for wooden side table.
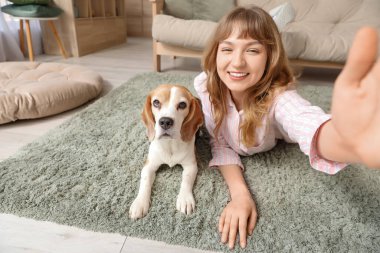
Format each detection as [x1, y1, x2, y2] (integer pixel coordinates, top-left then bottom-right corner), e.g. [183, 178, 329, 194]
[18, 17, 67, 61]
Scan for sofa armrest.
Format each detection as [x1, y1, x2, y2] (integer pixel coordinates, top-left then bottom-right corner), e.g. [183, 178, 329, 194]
[150, 0, 164, 16]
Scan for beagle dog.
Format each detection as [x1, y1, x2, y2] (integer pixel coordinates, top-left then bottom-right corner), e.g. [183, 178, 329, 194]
[129, 84, 203, 219]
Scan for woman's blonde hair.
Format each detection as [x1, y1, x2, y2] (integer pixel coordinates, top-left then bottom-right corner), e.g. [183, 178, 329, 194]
[202, 6, 295, 147]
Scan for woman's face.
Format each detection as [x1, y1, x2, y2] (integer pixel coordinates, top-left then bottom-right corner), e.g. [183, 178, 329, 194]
[216, 30, 268, 101]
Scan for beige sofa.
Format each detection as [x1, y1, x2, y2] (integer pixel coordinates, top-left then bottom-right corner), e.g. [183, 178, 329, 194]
[151, 0, 380, 72]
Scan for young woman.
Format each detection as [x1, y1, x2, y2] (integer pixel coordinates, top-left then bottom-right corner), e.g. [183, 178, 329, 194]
[194, 6, 380, 250]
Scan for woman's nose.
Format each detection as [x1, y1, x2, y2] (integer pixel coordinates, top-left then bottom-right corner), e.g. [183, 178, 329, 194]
[231, 52, 246, 67]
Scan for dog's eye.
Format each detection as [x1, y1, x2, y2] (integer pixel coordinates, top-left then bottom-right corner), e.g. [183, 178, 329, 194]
[153, 99, 160, 108]
[178, 102, 187, 110]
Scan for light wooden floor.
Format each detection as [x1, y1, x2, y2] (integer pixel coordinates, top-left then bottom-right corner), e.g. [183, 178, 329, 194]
[0, 37, 340, 253]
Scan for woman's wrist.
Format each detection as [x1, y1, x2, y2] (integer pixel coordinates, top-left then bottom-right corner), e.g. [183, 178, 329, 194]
[230, 186, 251, 200]
[317, 120, 361, 163]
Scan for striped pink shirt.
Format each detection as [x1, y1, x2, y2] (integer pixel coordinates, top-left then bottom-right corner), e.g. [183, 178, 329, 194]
[194, 72, 347, 175]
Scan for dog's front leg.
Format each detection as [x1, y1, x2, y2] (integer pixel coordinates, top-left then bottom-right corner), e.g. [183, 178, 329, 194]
[129, 161, 160, 219]
[176, 162, 198, 215]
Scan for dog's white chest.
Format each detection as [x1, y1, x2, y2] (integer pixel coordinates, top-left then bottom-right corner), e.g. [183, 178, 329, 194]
[149, 139, 193, 167]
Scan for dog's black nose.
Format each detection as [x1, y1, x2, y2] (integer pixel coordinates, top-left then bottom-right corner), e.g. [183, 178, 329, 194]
[159, 117, 174, 130]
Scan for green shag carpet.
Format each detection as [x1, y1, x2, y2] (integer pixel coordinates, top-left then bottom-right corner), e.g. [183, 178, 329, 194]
[0, 72, 379, 253]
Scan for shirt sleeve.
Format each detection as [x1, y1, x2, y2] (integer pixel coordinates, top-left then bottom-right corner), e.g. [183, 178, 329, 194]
[208, 128, 244, 170]
[194, 72, 244, 170]
[273, 90, 347, 174]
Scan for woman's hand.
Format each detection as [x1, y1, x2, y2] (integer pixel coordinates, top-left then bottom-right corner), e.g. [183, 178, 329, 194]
[331, 27, 380, 168]
[219, 193, 257, 249]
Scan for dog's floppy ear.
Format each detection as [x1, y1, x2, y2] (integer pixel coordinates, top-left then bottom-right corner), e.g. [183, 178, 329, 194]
[181, 97, 204, 142]
[141, 94, 155, 141]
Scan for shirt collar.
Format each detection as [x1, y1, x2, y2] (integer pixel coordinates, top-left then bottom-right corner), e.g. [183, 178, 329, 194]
[226, 90, 235, 108]
[227, 90, 244, 115]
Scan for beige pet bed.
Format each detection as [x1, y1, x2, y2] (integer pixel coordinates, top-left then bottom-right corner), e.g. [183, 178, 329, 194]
[0, 62, 103, 124]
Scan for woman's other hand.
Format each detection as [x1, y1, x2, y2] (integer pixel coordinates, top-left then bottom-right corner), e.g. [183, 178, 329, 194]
[219, 193, 257, 249]
[332, 27, 380, 168]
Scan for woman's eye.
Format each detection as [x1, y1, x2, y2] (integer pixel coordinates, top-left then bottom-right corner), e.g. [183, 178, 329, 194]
[153, 99, 160, 108]
[221, 48, 232, 52]
[247, 49, 260, 54]
[178, 102, 187, 110]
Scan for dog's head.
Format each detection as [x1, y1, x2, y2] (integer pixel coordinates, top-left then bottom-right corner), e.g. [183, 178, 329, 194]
[142, 84, 203, 142]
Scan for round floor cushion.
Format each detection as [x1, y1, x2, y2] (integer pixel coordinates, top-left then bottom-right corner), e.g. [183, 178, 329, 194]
[0, 62, 103, 124]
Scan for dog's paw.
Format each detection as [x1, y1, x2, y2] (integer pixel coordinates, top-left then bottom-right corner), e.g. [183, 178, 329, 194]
[129, 197, 150, 219]
[176, 191, 195, 215]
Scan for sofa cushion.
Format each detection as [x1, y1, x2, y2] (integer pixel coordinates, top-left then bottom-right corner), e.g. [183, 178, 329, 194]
[163, 0, 235, 22]
[193, 0, 235, 22]
[268, 2, 295, 31]
[0, 62, 103, 124]
[281, 31, 306, 59]
[163, 0, 193, 20]
[153, 14, 217, 51]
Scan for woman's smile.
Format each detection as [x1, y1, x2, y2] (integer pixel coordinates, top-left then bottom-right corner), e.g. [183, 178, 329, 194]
[228, 71, 250, 80]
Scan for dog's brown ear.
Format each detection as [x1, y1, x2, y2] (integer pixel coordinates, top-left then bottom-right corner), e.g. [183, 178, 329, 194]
[181, 97, 204, 142]
[141, 94, 155, 141]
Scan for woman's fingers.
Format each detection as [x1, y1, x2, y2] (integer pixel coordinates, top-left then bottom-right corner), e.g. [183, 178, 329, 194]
[239, 217, 248, 248]
[218, 210, 226, 233]
[221, 214, 231, 244]
[228, 216, 239, 249]
[248, 210, 257, 235]
[339, 27, 378, 87]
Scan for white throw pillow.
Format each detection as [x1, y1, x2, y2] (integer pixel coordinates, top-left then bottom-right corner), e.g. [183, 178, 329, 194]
[269, 2, 295, 31]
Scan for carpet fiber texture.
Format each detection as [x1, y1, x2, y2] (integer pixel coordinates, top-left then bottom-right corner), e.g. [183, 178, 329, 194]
[0, 72, 379, 252]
